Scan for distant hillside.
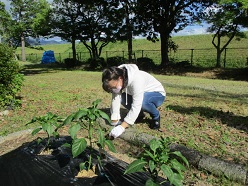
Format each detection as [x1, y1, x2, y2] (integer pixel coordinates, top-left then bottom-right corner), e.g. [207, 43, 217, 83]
[28, 37, 69, 45]
[17, 31, 248, 55]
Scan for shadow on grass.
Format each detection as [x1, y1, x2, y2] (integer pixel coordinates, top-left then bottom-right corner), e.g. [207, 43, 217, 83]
[156, 65, 248, 82]
[20, 62, 67, 76]
[20, 60, 248, 81]
[168, 105, 248, 133]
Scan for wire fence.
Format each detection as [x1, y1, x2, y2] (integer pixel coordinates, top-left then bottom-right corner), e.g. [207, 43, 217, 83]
[18, 47, 248, 68]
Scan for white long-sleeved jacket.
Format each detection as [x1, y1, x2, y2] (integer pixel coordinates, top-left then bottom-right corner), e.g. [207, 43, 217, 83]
[110, 64, 166, 124]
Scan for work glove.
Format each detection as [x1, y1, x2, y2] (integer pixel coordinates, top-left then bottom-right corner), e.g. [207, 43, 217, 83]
[111, 120, 122, 126]
[109, 125, 125, 138]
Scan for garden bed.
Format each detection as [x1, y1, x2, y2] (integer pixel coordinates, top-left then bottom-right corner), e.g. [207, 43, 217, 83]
[0, 133, 169, 186]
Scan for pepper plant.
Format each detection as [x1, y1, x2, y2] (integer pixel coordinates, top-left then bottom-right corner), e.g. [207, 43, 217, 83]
[27, 99, 116, 172]
[124, 137, 189, 186]
[26, 112, 62, 146]
[57, 99, 116, 170]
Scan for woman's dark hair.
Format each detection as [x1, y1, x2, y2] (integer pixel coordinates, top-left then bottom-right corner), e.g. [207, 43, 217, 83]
[102, 66, 128, 93]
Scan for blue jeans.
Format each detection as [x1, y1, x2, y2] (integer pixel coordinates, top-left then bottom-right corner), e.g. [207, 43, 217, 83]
[121, 92, 166, 120]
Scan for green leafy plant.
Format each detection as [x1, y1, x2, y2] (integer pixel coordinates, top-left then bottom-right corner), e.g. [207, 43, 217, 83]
[62, 99, 116, 170]
[26, 112, 62, 146]
[124, 137, 189, 186]
[0, 43, 24, 108]
[27, 99, 116, 172]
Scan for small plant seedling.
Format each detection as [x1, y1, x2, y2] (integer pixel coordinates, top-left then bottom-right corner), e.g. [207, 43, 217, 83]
[55, 99, 116, 170]
[124, 137, 189, 186]
[27, 99, 116, 173]
[26, 112, 63, 146]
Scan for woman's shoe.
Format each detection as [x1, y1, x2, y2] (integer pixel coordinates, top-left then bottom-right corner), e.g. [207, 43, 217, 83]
[150, 117, 160, 129]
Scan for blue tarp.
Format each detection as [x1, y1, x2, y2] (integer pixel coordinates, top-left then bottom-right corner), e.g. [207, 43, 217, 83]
[41, 50, 56, 64]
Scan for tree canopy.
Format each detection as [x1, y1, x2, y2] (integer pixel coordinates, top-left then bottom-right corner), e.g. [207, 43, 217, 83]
[205, 1, 247, 67]
[134, 0, 213, 67]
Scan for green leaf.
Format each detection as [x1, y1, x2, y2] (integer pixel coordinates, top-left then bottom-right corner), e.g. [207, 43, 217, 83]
[46, 124, 54, 137]
[171, 151, 189, 167]
[74, 109, 88, 120]
[150, 139, 161, 152]
[124, 159, 146, 174]
[42, 123, 48, 131]
[63, 114, 74, 125]
[52, 131, 60, 139]
[161, 164, 173, 180]
[160, 154, 169, 163]
[72, 138, 87, 158]
[98, 110, 111, 123]
[69, 123, 81, 140]
[62, 143, 71, 148]
[98, 129, 105, 148]
[170, 173, 184, 186]
[31, 127, 42, 136]
[170, 159, 186, 174]
[92, 99, 101, 108]
[26, 117, 37, 125]
[79, 162, 87, 171]
[144, 149, 155, 159]
[105, 140, 116, 153]
[145, 179, 159, 186]
[89, 113, 96, 121]
[148, 160, 156, 173]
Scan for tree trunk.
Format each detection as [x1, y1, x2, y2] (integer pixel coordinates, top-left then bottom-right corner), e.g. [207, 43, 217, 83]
[91, 40, 98, 59]
[216, 48, 221, 68]
[160, 32, 169, 67]
[215, 34, 221, 68]
[72, 38, 77, 61]
[125, 5, 133, 63]
[21, 33, 26, 62]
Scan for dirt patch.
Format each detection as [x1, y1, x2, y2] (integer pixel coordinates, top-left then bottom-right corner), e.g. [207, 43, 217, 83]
[0, 129, 136, 164]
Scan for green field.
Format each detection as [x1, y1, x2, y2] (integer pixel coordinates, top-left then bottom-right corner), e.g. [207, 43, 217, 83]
[16, 32, 248, 68]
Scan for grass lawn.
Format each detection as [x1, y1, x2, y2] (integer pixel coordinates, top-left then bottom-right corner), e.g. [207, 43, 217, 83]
[1, 62, 247, 185]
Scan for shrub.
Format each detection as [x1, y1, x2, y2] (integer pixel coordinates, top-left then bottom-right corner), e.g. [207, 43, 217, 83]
[64, 58, 82, 68]
[0, 44, 24, 109]
[136, 57, 157, 70]
[87, 57, 106, 70]
[106, 56, 127, 67]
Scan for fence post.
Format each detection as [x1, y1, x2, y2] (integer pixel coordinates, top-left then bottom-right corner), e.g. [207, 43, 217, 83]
[190, 49, 194, 66]
[142, 50, 144, 58]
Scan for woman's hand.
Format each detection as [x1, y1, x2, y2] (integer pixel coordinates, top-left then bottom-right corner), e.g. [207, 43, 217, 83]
[109, 121, 129, 138]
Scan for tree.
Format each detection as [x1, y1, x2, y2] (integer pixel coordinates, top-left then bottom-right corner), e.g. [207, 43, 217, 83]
[51, 0, 84, 61]
[8, 0, 51, 61]
[75, 0, 125, 67]
[0, 2, 11, 43]
[119, 0, 140, 63]
[134, 0, 212, 67]
[205, 2, 247, 67]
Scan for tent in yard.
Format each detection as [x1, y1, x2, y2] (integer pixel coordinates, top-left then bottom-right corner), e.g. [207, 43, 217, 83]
[41, 50, 56, 64]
